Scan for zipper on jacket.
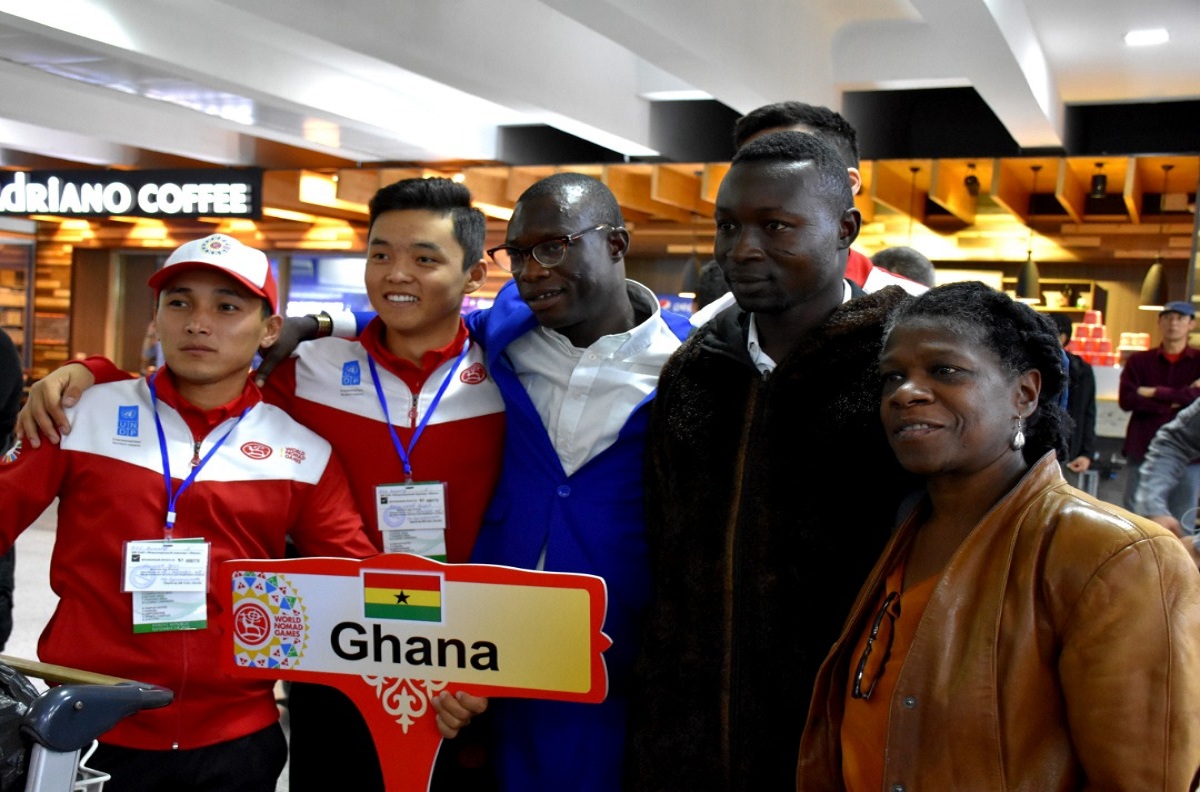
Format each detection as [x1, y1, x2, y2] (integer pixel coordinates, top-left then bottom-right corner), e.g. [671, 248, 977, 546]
[189, 440, 201, 467]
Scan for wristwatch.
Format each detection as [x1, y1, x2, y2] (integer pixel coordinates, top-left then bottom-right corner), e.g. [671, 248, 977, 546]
[314, 311, 333, 338]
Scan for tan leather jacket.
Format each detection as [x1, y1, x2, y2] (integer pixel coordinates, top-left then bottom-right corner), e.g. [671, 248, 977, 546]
[797, 453, 1200, 791]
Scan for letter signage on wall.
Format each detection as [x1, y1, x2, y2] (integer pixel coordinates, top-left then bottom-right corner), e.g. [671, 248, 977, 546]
[0, 169, 263, 219]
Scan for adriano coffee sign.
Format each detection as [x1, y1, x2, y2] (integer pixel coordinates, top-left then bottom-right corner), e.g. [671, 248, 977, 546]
[0, 168, 262, 219]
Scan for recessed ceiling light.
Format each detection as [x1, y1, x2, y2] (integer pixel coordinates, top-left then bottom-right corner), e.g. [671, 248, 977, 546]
[1125, 28, 1170, 46]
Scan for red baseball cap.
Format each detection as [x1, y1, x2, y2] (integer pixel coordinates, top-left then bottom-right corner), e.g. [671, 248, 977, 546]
[149, 234, 278, 312]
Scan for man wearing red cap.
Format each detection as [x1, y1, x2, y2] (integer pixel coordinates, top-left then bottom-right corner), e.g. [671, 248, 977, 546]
[0, 234, 375, 792]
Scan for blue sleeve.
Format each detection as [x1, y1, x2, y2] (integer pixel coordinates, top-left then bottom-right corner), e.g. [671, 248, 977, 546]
[353, 311, 375, 336]
[1134, 399, 1200, 516]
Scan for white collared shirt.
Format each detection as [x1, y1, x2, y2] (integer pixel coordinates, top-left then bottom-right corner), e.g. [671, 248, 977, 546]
[507, 280, 682, 476]
[745, 280, 854, 376]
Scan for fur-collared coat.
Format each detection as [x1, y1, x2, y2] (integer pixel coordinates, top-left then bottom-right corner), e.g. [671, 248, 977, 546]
[627, 286, 917, 790]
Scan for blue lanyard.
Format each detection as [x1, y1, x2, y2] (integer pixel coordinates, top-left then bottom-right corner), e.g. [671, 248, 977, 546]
[367, 341, 470, 482]
[148, 372, 249, 541]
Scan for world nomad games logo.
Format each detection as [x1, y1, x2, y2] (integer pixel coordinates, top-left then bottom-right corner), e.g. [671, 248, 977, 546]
[232, 572, 308, 669]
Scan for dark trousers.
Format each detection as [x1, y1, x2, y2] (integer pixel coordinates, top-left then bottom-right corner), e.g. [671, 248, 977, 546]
[287, 682, 496, 792]
[287, 682, 384, 792]
[0, 547, 15, 651]
[89, 723, 286, 792]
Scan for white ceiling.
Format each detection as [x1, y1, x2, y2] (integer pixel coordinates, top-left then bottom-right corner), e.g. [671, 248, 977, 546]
[0, 0, 1196, 169]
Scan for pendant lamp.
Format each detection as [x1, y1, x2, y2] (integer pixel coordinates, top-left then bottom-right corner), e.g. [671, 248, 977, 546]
[1089, 162, 1107, 199]
[1138, 164, 1174, 311]
[1138, 259, 1168, 310]
[1016, 165, 1042, 304]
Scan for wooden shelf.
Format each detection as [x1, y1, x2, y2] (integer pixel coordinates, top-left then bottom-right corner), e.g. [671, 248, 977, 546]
[1001, 278, 1108, 317]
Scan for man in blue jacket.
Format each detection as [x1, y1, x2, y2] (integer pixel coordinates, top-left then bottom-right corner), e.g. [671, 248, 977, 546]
[465, 172, 690, 790]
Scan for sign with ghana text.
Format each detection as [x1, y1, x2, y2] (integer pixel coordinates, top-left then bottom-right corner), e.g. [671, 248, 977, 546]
[219, 553, 610, 791]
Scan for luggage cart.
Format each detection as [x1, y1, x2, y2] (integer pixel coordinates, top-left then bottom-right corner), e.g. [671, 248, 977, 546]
[0, 655, 173, 792]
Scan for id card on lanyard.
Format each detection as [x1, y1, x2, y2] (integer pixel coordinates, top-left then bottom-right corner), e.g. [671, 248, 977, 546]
[375, 482, 448, 560]
[135, 372, 247, 633]
[123, 538, 211, 633]
[368, 343, 468, 562]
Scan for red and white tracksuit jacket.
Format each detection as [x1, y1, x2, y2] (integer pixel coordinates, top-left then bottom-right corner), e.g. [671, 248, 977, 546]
[261, 318, 506, 560]
[0, 373, 374, 750]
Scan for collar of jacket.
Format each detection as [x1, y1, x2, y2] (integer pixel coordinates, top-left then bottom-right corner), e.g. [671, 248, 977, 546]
[693, 280, 903, 370]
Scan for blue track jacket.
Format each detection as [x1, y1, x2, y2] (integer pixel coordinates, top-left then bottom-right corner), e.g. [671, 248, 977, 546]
[466, 281, 691, 791]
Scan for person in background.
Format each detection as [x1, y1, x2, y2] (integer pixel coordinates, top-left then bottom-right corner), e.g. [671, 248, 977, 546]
[871, 246, 936, 289]
[1049, 311, 1097, 476]
[139, 318, 160, 376]
[627, 131, 915, 789]
[1118, 300, 1200, 523]
[0, 235, 376, 792]
[0, 328, 22, 650]
[1133, 396, 1200, 568]
[692, 258, 729, 311]
[797, 281, 1200, 791]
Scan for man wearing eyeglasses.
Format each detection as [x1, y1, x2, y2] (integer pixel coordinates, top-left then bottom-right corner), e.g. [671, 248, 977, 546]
[464, 172, 691, 790]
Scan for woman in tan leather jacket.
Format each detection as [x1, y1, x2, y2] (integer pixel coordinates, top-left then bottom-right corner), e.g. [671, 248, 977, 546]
[797, 281, 1200, 792]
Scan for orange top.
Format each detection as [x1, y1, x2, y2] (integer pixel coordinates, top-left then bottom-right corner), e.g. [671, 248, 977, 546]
[840, 561, 939, 792]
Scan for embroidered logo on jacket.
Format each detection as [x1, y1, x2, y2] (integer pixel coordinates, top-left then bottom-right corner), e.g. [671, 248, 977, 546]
[241, 442, 273, 460]
[116, 405, 139, 437]
[460, 362, 487, 385]
[282, 447, 306, 464]
[342, 361, 362, 386]
[0, 438, 20, 465]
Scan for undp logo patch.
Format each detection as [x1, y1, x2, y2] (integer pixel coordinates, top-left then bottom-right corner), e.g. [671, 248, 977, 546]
[116, 405, 139, 437]
[342, 361, 361, 386]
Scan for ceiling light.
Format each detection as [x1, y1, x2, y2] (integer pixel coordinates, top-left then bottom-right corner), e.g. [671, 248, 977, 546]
[964, 163, 980, 197]
[1140, 165, 1175, 311]
[1017, 165, 1042, 305]
[1139, 260, 1167, 310]
[1124, 28, 1169, 47]
[1089, 163, 1107, 199]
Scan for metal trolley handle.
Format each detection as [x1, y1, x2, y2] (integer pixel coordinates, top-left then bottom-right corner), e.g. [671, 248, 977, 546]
[20, 684, 174, 753]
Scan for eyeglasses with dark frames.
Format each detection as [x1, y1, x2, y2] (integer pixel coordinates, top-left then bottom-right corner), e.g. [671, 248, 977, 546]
[851, 590, 900, 700]
[486, 224, 619, 274]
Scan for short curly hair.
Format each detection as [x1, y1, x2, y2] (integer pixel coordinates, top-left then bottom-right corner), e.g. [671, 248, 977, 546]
[881, 281, 1070, 465]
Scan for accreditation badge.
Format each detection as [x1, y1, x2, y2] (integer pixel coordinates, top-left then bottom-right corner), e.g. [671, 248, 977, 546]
[123, 538, 210, 633]
[375, 482, 449, 561]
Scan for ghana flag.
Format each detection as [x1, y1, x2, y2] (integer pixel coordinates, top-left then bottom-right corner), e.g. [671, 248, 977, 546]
[363, 571, 442, 622]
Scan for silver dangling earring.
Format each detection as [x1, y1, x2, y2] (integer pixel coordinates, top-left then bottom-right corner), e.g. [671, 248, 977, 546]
[1011, 417, 1026, 451]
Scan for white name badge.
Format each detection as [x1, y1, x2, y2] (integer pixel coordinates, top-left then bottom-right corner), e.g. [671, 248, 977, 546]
[122, 539, 210, 633]
[376, 482, 448, 560]
[123, 539, 210, 593]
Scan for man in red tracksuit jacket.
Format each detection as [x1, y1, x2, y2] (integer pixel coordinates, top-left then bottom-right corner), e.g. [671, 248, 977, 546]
[0, 234, 375, 792]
